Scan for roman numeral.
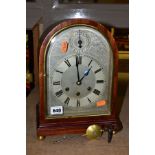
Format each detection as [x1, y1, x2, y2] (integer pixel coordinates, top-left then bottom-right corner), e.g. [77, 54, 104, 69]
[64, 97, 70, 105]
[96, 80, 104, 83]
[77, 100, 80, 107]
[93, 89, 100, 95]
[55, 70, 63, 74]
[64, 59, 71, 67]
[94, 68, 102, 74]
[87, 97, 92, 103]
[88, 60, 92, 67]
[53, 81, 61, 85]
[78, 56, 82, 64]
[55, 90, 63, 97]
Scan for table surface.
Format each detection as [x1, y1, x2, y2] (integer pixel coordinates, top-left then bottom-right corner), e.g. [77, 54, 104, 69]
[26, 86, 129, 155]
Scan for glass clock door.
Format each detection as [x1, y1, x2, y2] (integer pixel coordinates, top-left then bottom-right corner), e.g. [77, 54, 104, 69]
[45, 25, 113, 118]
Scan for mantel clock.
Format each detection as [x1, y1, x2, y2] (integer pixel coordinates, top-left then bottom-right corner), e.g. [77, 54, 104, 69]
[37, 19, 122, 142]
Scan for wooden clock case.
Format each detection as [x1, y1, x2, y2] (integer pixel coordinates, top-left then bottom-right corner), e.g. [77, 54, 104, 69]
[36, 19, 122, 142]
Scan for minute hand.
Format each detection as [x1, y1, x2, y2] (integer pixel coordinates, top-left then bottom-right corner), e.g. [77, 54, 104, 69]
[79, 66, 92, 83]
[76, 55, 80, 82]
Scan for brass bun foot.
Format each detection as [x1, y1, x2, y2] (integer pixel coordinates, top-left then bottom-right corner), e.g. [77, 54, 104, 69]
[38, 136, 46, 140]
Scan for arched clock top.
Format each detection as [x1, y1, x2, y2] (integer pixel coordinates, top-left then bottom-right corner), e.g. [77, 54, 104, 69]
[39, 19, 118, 71]
[37, 19, 121, 142]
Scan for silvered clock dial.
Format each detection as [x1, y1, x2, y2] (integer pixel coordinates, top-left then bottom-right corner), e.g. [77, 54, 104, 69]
[37, 19, 122, 142]
[46, 26, 112, 117]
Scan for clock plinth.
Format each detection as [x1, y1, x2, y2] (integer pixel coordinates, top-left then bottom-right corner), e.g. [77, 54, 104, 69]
[37, 19, 123, 143]
[36, 103, 122, 142]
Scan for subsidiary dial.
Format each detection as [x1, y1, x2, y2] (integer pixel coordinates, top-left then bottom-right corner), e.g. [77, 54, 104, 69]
[70, 30, 91, 51]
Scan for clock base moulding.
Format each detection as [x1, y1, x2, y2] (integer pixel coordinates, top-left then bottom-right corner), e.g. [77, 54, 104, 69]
[36, 104, 123, 142]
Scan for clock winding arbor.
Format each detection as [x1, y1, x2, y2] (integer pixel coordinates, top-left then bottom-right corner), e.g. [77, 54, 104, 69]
[37, 19, 122, 142]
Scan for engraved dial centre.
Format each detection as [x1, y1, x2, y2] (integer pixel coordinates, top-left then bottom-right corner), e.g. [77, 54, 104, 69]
[61, 65, 95, 98]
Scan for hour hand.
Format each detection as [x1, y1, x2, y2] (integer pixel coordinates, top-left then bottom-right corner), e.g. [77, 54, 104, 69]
[79, 66, 92, 83]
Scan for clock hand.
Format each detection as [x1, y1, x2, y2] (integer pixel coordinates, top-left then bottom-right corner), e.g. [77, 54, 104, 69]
[78, 30, 82, 48]
[78, 66, 92, 83]
[76, 55, 80, 82]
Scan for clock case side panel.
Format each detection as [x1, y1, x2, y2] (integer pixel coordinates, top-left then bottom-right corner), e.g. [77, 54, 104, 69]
[37, 19, 122, 137]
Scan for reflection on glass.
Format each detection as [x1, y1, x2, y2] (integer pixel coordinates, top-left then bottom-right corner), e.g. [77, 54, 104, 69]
[59, 0, 128, 4]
